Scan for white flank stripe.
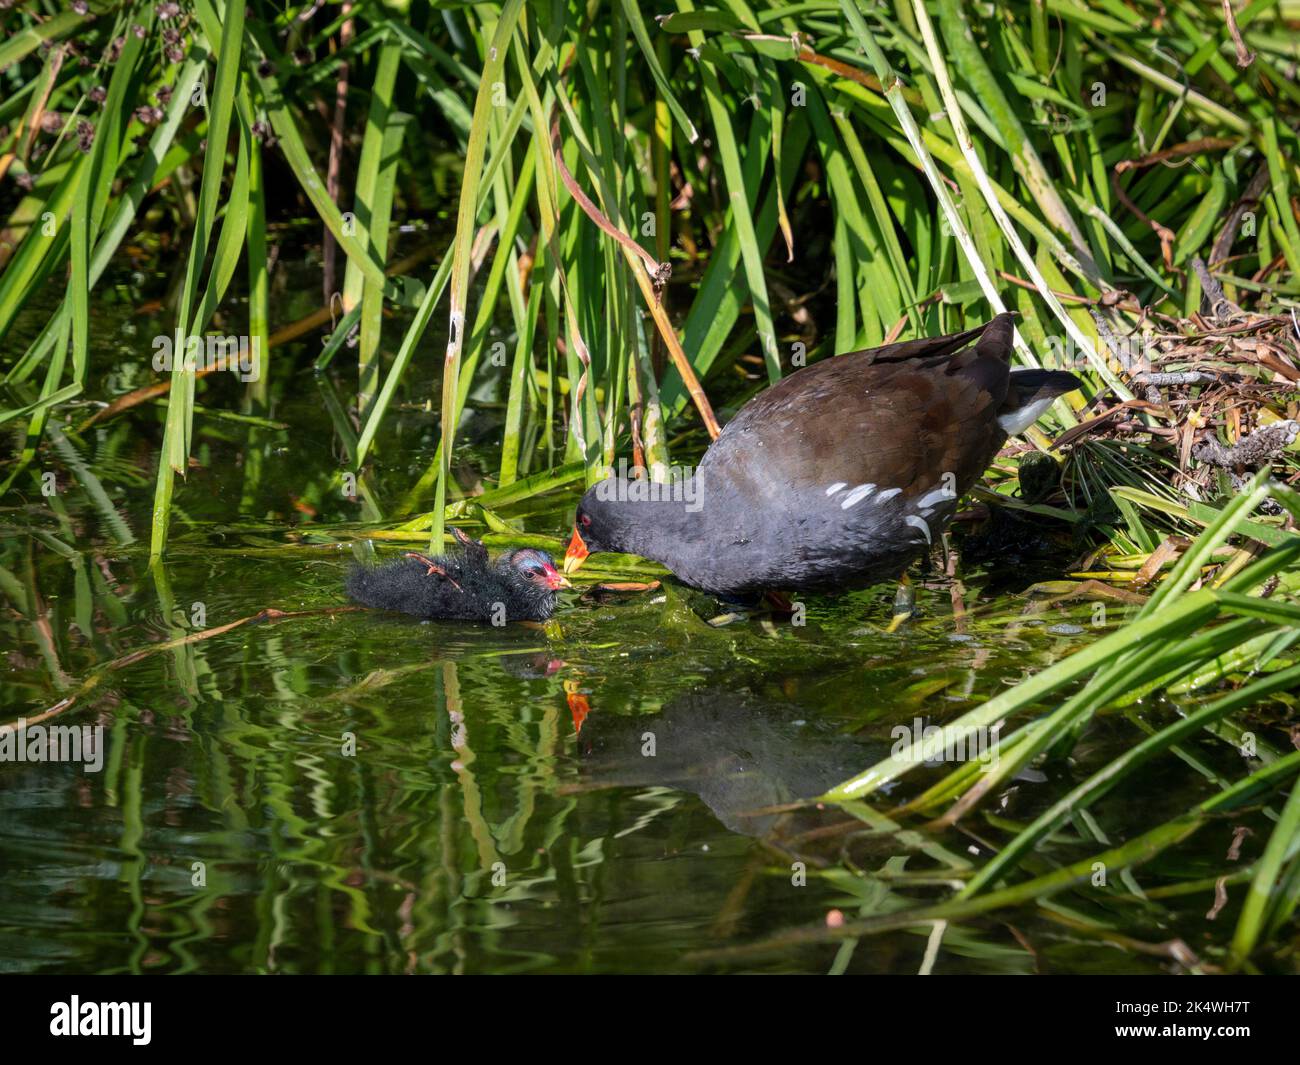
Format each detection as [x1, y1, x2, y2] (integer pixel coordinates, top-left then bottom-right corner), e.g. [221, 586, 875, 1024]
[840, 483, 876, 509]
[918, 487, 954, 508]
[905, 515, 932, 544]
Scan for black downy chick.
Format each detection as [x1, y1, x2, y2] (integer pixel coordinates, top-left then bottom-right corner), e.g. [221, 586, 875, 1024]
[346, 528, 570, 623]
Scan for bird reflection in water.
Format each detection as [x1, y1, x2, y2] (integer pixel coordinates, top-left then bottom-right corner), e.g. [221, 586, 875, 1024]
[567, 687, 880, 840]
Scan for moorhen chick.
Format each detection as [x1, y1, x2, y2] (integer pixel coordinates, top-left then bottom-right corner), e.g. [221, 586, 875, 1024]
[564, 313, 1080, 596]
[347, 528, 569, 622]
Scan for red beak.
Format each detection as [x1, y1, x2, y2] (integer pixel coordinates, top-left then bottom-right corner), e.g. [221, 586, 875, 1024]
[541, 562, 571, 591]
[563, 526, 589, 575]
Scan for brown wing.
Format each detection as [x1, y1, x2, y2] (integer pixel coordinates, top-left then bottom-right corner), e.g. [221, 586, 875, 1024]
[700, 315, 1014, 513]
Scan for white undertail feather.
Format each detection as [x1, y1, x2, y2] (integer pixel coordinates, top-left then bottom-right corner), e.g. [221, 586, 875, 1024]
[997, 394, 1057, 436]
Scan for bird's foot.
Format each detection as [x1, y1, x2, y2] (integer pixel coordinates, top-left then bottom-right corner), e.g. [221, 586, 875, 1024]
[707, 590, 794, 627]
[884, 573, 915, 633]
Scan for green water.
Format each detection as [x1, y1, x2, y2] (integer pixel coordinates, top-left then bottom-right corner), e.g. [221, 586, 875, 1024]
[0, 259, 1277, 975]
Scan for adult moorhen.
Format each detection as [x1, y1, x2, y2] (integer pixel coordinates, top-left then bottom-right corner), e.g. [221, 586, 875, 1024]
[347, 528, 569, 622]
[581, 688, 880, 837]
[563, 313, 1080, 596]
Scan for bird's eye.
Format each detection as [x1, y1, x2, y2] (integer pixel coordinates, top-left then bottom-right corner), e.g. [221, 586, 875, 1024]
[579, 513, 592, 528]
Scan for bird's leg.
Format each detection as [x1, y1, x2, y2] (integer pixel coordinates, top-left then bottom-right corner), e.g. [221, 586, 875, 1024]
[706, 611, 748, 627]
[403, 552, 463, 591]
[763, 590, 795, 615]
[884, 572, 915, 633]
[706, 589, 768, 626]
